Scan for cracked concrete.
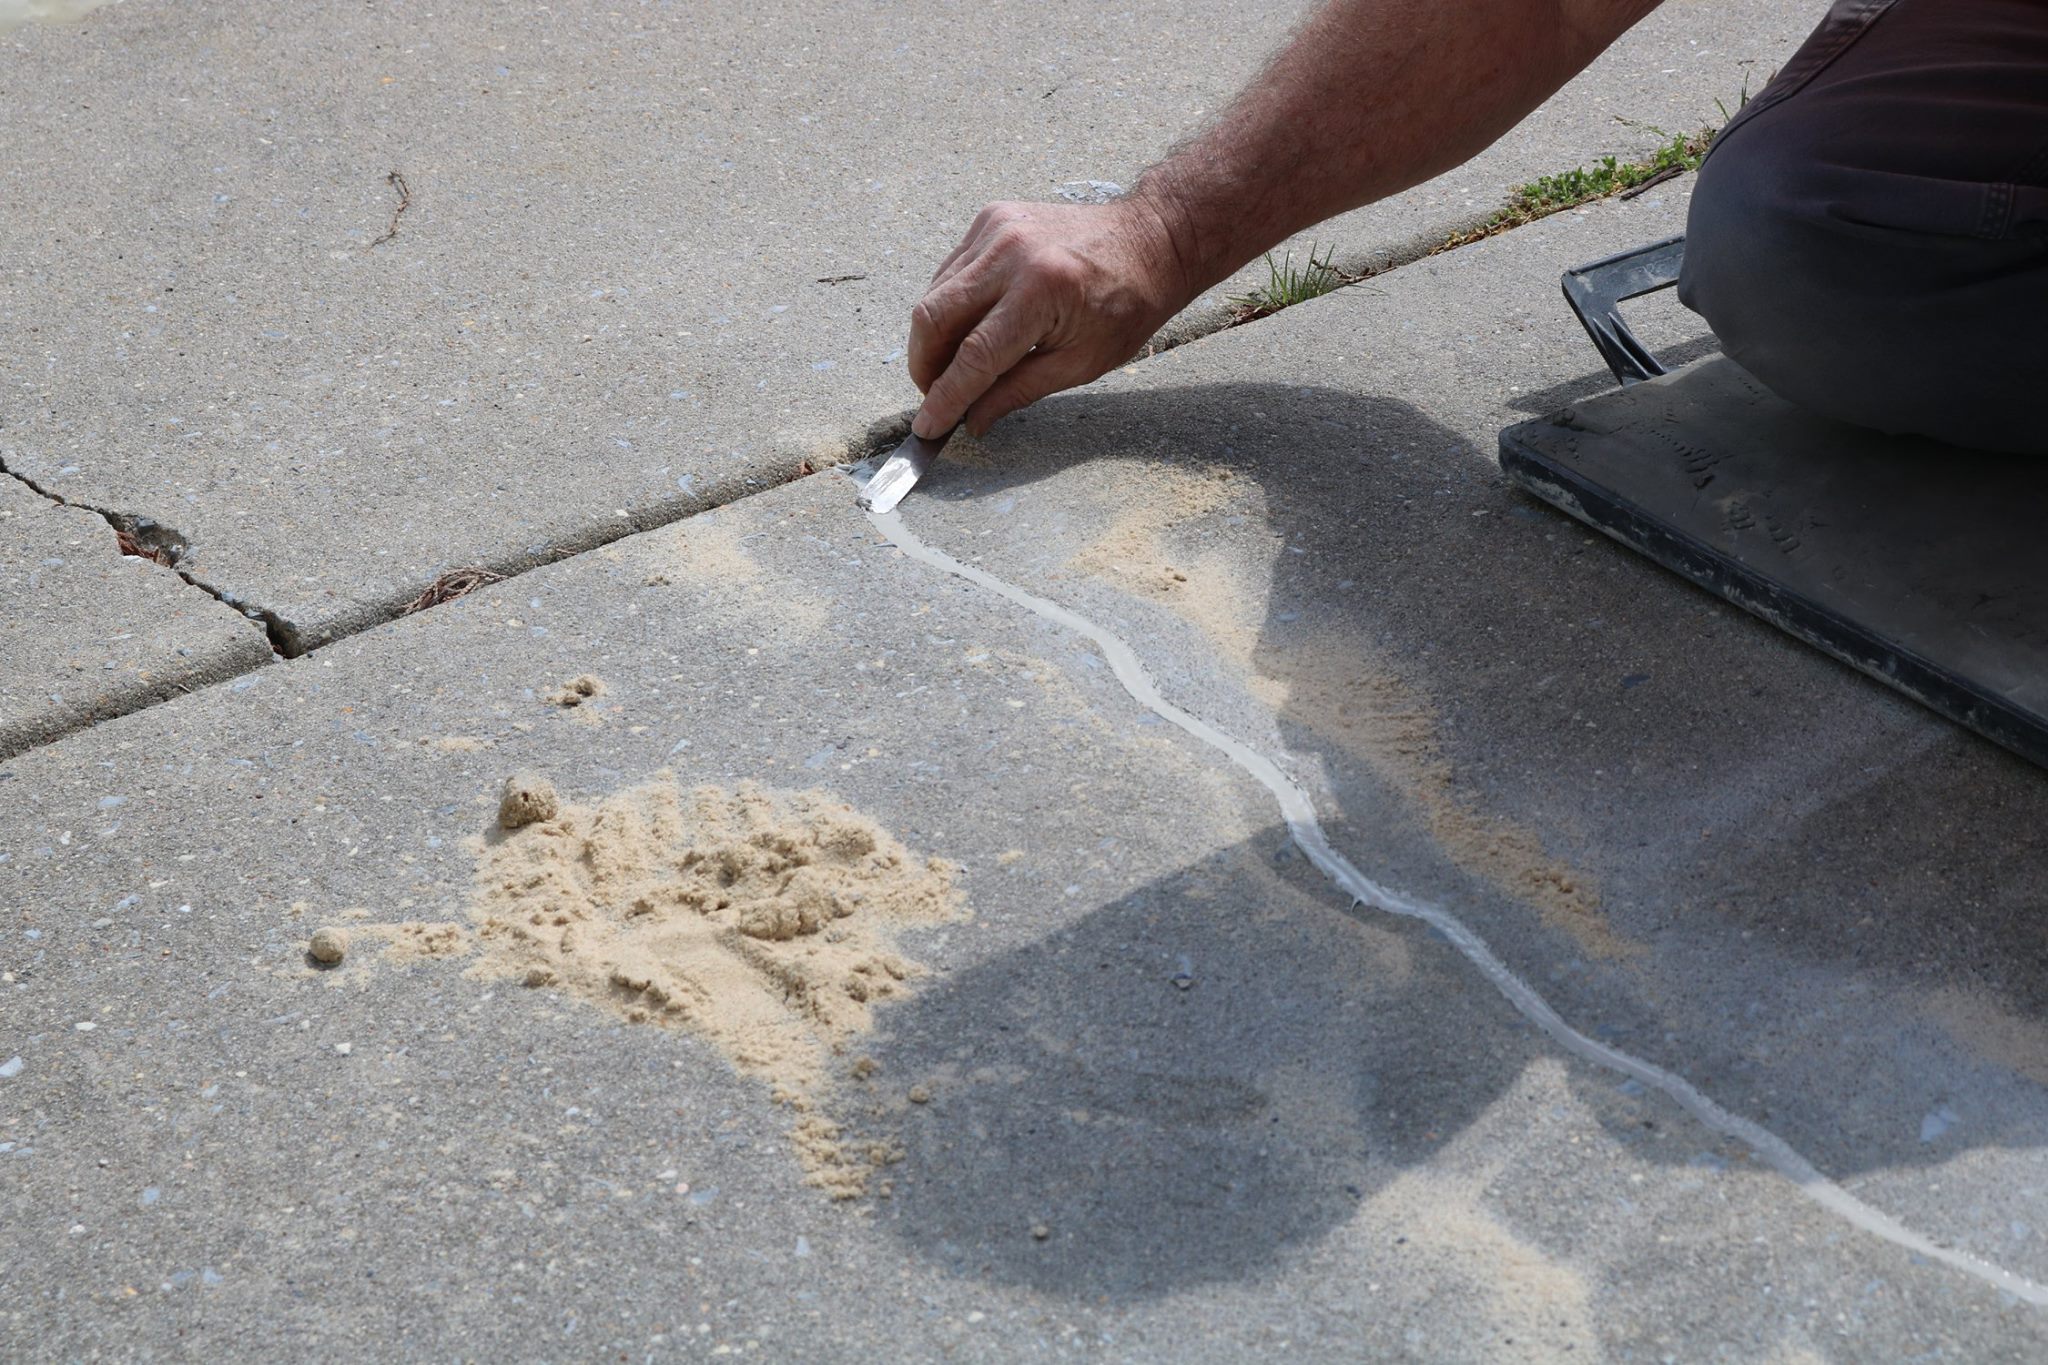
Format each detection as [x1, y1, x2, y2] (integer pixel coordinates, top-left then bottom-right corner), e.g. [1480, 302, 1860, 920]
[6, 172, 2048, 1357]
[2, 449, 299, 651]
[0, 468, 271, 759]
[7, 462, 2048, 1359]
[16, 1, 2035, 1357]
[0, 0, 1812, 670]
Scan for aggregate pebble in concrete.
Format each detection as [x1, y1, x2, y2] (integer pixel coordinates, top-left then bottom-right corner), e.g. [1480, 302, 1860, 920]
[0, 0, 1812, 648]
[0, 473, 271, 759]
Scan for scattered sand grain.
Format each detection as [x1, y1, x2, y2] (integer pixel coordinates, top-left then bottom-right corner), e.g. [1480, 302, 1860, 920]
[1066, 473, 1631, 959]
[544, 675, 606, 707]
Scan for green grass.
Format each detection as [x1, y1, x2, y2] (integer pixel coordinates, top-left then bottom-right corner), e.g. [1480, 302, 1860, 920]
[1214, 79, 1757, 328]
[1226, 243, 1348, 322]
[1447, 76, 1756, 248]
[1445, 127, 1715, 247]
[1518, 131, 1707, 208]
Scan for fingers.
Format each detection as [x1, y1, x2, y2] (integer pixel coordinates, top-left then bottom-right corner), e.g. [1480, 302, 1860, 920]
[909, 211, 1034, 393]
[960, 350, 1093, 437]
[913, 302, 1044, 439]
[907, 265, 1004, 396]
[927, 204, 1000, 287]
[908, 200, 1143, 438]
[928, 202, 1030, 290]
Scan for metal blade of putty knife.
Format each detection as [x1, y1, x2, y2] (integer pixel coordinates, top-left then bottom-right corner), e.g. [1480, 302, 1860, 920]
[854, 428, 952, 514]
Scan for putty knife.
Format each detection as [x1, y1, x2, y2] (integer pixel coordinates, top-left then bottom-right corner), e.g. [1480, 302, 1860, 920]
[854, 428, 952, 514]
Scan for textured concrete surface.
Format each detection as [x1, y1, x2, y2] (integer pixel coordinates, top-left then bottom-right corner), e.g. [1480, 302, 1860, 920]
[0, 473, 269, 759]
[15, 2, 2036, 1357]
[7, 469, 2048, 1361]
[895, 178, 2048, 1299]
[0, 0, 1815, 650]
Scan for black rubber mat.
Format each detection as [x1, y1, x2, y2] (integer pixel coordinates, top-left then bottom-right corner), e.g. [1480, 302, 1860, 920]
[1500, 354, 2048, 770]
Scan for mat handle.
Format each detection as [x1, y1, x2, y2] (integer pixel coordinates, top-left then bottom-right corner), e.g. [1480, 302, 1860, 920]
[1561, 234, 1685, 386]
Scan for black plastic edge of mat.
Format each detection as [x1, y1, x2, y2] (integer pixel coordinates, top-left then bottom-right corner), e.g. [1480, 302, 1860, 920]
[1498, 418, 2048, 772]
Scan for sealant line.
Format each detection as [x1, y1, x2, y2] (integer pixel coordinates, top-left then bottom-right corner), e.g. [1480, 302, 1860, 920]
[865, 499, 2048, 1309]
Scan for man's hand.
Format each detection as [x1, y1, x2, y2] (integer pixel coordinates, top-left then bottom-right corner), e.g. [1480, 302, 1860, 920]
[905, 0, 1665, 441]
[908, 196, 1195, 440]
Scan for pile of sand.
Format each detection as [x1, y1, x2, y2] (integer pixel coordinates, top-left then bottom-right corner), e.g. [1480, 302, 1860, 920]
[466, 775, 962, 1196]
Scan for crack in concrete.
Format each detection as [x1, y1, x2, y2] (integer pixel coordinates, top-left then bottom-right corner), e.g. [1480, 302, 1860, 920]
[1143, 207, 1505, 357]
[0, 414, 896, 757]
[865, 496, 2048, 1311]
[0, 191, 1586, 757]
[0, 226, 1422, 759]
[0, 451, 292, 655]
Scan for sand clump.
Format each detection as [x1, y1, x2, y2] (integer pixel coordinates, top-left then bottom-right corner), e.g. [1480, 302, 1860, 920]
[544, 675, 606, 707]
[466, 776, 962, 1196]
[498, 771, 560, 828]
[354, 919, 473, 964]
[308, 927, 350, 965]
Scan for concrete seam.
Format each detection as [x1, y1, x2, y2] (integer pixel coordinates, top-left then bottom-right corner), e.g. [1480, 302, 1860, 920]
[1142, 209, 1504, 358]
[0, 186, 1640, 757]
[0, 427, 888, 759]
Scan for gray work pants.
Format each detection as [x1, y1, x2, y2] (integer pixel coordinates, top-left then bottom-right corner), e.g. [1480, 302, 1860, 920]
[1678, 0, 2048, 454]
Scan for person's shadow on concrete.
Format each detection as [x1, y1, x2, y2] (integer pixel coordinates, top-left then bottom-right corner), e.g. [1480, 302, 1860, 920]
[849, 833, 1551, 1299]
[853, 374, 2048, 1297]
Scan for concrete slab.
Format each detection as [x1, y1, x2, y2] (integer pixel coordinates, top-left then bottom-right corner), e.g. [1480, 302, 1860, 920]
[889, 175, 2048, 1304]
[6, 471, 2048, 1356]
[0, 0, 1814, 649]
[0, 473, 269, 760]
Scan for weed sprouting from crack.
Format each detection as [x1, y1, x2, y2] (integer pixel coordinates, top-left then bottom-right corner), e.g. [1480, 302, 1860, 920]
[1225, 243, 1349, 325]
[1447, 129, 1713, 245]
[1439, 77, 1756, 251]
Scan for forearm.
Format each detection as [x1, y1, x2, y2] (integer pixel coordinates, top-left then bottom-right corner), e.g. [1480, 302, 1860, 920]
[901, 0, 1664, 438]
[1129, 0, 1665, 297]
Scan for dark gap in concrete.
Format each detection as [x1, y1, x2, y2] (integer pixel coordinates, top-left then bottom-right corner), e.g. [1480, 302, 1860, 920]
[0, 413, 903, 758]
[1144, 162, 1701, 356]
[0, 451, 70, 506]
[152, 545, 303, 659]
[1141, 209, 1505, 358]
[0, 183, 1656, 758]
[275, 407, 917, 650]
[1, 452, 295, 657]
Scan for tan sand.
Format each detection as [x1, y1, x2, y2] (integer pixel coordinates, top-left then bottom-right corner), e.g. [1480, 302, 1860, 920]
[1066, 462, 1633, 960]
[339, 774, 963, 1198]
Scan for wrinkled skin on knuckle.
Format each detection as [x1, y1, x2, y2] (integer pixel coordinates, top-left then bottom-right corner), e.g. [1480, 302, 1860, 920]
[1022, 244, 1087, 299]
[906, 301, 947, 389]
[914, 198, 1194, 434]
[950, 327, 1002, 379]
